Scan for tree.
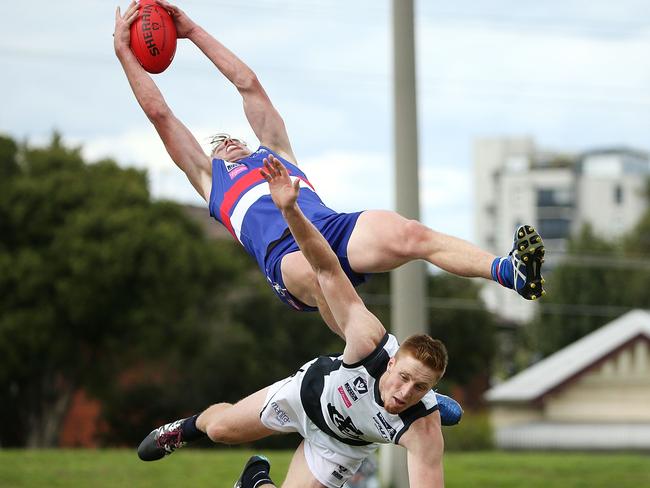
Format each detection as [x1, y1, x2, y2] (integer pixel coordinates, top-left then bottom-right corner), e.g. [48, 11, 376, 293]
[0, 133, 240, 446]
[0, 132, 500, 446]
[531, 225, 620, 357]
[100, 260, 344, 448]
[532, 210, 650, 357]
[426, 275, 497, 393]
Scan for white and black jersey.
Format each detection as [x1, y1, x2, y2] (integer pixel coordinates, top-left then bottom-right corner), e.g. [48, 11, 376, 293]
[260, 332, 441, 485]
[300, 333, 439, 446]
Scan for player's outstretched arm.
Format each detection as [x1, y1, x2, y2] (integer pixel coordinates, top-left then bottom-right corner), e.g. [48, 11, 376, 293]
[261, 155, 386, 362]
[114, 2, 211, 201]
[155, 0, 296, 163]
[400, 414, 445, 487]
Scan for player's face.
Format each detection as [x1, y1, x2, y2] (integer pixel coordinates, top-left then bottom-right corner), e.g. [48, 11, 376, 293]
[380, 354, 440, 414]
[211, 134, 252, 161]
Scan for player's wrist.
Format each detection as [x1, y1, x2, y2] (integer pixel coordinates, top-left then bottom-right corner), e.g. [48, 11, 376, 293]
[186, 24, 205, 43]
[280, 202, 300, 216]
[115, 43, 133, 59]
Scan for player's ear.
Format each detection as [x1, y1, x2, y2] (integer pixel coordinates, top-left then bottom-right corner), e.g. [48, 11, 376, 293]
[387, 356, 396, 371]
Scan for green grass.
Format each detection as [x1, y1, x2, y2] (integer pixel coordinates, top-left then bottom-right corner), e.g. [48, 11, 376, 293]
[1, 449, 649, 487]
[443, 451, 650, 488]
[0, 449, 292, 488]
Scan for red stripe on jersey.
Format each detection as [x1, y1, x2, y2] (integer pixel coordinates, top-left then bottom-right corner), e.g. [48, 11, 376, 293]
[219, 168, 315, 242]
[295, 175, 315, 191]
[219, 170, 266, 242]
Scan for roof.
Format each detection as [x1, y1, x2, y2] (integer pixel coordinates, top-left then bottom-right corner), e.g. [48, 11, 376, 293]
[485, 309, 650, 403]
[580, 146, 649, 160]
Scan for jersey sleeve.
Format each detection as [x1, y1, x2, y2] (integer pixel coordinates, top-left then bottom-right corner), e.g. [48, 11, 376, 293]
[342, 333, 399, 379]
[394, 390, 439, 444]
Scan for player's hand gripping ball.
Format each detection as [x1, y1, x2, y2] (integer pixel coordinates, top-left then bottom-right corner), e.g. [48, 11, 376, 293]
[130, 0, 177, 74]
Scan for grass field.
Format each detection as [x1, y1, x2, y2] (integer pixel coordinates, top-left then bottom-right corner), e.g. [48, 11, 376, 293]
[1, 449, 649, 487]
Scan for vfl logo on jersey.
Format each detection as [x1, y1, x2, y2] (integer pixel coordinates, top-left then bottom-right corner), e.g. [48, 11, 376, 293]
[353, 376, 368, 395]
[327, 403, 364, 439]
[373, 412, 397, 441]
[337, 386, 352, 408]
[223, 160, 247, 179]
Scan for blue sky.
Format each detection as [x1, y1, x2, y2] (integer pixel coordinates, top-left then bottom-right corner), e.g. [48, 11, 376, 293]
[2, 0, 649, 243]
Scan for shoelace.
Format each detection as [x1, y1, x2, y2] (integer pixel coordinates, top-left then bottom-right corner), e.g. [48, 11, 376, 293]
[157, 429, 184, 453]
[508, 252, 527, 290]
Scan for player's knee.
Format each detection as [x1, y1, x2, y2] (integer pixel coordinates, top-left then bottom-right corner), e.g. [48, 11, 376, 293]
[206, 422, 238, 444]
[396, 219, 431, 259]
[204, 403, 236, 444]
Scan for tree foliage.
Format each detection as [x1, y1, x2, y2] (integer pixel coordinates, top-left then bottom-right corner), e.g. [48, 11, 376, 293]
[426, 275, 497, 391]
[0, 133, 340, 448]
[0, 134, 238, 446]
[532, 207, 650, 357]
[0, 132, 498, 446]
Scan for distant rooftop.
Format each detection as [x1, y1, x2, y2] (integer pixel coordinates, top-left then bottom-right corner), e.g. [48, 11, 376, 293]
[580, 146, 650, 160]
[485, 309, 650, 403]
[530, 146, 650, 172]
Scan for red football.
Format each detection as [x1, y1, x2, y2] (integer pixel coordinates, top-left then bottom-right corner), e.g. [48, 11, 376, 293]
[130, 0, 177, 74]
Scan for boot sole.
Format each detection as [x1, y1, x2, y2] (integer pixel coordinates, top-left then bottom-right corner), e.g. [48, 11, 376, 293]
[513, 225, 545, 300]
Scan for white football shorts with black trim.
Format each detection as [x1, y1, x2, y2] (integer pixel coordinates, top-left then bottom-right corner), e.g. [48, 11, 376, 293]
[259, 370, 370, 488]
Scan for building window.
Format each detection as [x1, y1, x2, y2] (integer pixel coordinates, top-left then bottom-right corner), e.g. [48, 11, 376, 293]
[536, 188, 573, 207]
[538, 218, 571, 240]
[614, 185, 623, 205]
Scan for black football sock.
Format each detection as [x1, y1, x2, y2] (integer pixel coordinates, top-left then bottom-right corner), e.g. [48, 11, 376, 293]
[181, 414, 206, 442]
[241, 458, 274, 488]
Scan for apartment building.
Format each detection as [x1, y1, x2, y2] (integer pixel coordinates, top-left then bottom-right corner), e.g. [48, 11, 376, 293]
[474, 137, 649, 322]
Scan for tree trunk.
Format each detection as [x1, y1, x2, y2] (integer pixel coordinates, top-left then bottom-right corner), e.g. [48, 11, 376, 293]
[25, 374, 75, 448]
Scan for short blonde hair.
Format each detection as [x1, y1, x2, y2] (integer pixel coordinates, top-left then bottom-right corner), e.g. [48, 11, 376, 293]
[395, 334, 448, 379]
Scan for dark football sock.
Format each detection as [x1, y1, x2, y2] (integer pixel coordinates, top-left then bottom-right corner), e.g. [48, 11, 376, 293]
[181, 414, 206, 442]
[241, 458, 274, 488]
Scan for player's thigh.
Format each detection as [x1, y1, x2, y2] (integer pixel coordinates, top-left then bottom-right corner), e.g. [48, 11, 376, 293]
[346, 210, 412, 272]
[280, 251, 320, 305]
[281, 441, 327, 488]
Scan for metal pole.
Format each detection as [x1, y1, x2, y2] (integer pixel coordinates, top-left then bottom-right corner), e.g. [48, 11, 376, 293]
[381, 0, 426, 487]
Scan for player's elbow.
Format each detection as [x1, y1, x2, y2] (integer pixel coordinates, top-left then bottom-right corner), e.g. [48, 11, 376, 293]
[144, 101, 173, 126]
[235, 71, 262, 93]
